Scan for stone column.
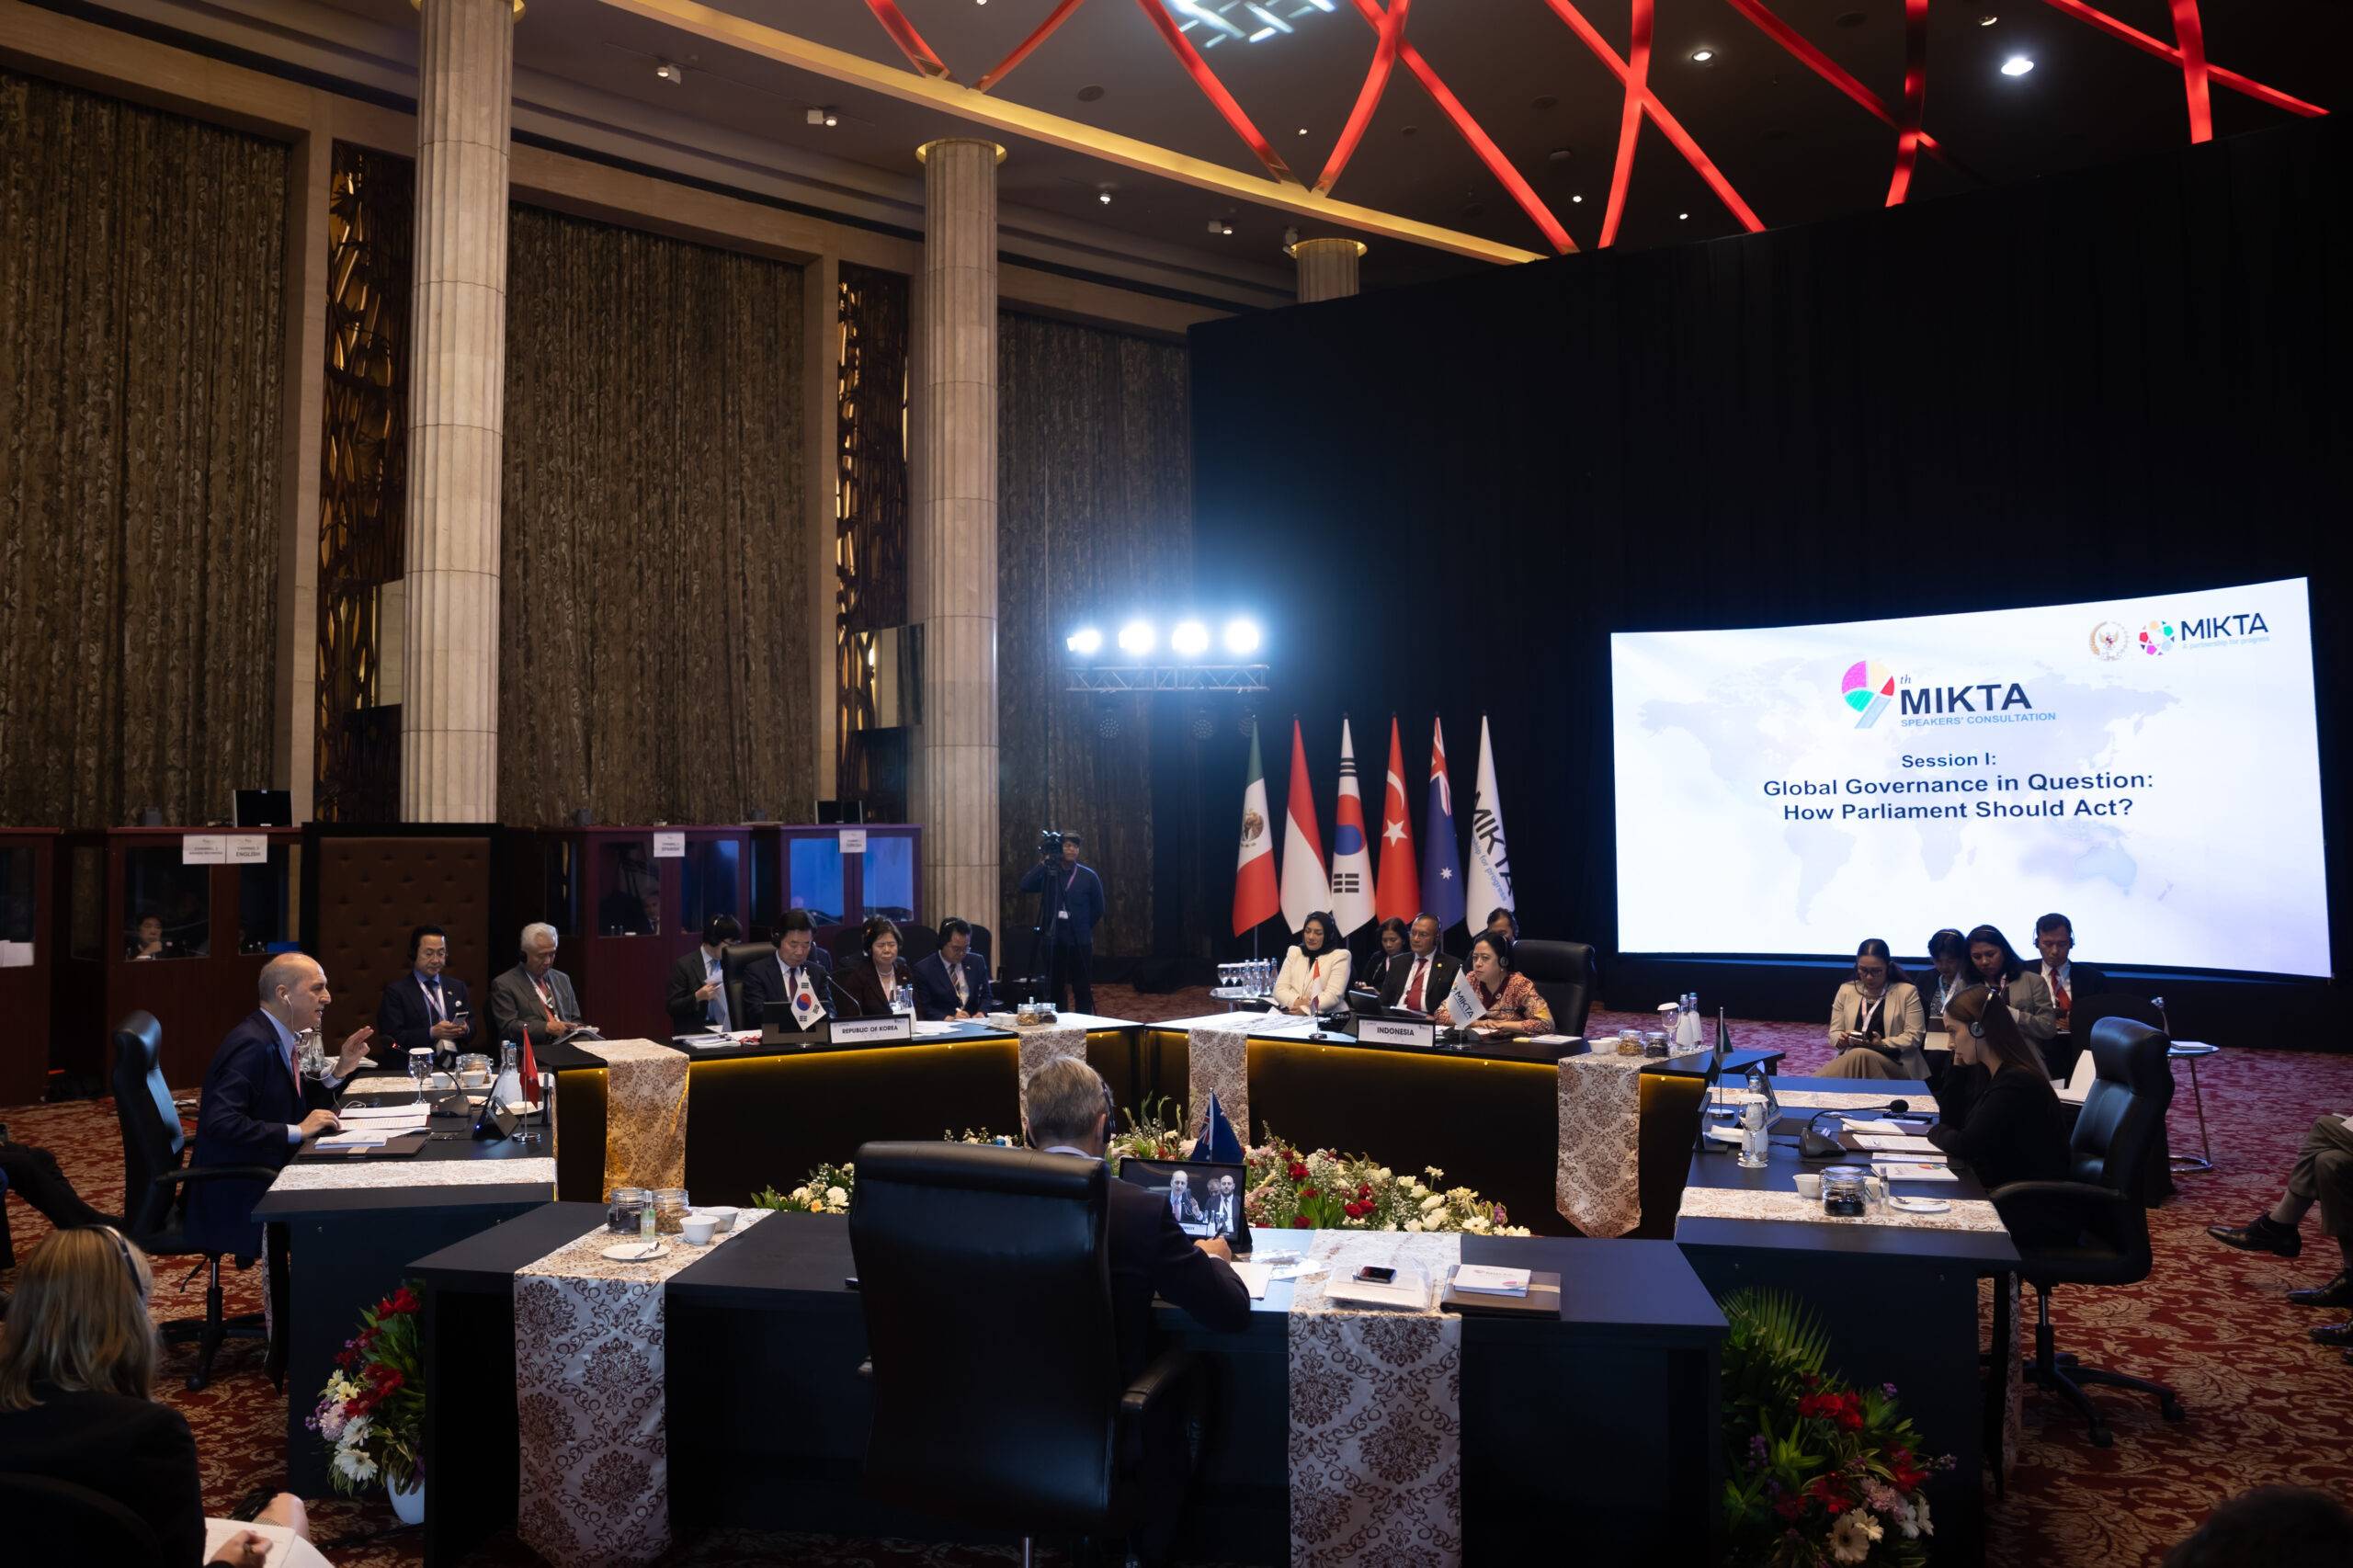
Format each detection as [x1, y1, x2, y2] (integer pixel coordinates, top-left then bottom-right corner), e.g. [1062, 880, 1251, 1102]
[1292, 236, 1365, 303]
[401, 0, 515, 821]
[910, 139, 1000, 940]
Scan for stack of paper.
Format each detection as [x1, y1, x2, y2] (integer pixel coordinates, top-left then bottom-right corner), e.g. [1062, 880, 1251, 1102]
[1871, 1161, 1961, 1183]
[1229, 1261, 1274, 1300]
[2053, 1052, 2099, 1106]
[1451, 1265, 1534, 1297]
[1852, 1132, 1942, 1153]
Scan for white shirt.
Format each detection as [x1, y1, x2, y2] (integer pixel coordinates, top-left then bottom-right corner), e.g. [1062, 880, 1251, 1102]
[266, 1010, 346, 1145]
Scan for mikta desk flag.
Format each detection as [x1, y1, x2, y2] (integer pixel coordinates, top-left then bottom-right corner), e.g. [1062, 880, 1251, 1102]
[1193, 1092, 1245, 1164]
[1375, 716, 1420, 923]
[1422, 717, 1465, 932]
[1464, 715, 1515, 934]
[1328, 717, 1376, 936]
[1279, 719, 1328, 936]
[1232, 721, 1279, 936]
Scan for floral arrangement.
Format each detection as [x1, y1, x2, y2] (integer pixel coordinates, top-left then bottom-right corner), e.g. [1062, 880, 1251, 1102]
[310, 1283, 424, 1495]
[1719, 1290, 1948, 1565]
[752, 1100, 1528, 1237]
[750, 1159, 857, 1214]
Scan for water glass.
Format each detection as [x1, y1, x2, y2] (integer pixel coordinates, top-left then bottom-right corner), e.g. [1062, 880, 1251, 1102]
[894, 983, 915, 1017]
[406, 1046, 433, 1105]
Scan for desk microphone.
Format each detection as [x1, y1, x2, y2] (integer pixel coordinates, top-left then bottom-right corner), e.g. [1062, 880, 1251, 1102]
[1799, 1099, 1912, 1160]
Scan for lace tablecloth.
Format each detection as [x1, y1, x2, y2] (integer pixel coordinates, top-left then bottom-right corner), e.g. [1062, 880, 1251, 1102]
[1286, 1231, 1466, 1567]
[1554, 1053, 1647, 1236]
[513, 1212, 768, 1566]
[267, 1156, 557, 1193]
[1677, 1186, 2009, 1234]
[1014, 1024, 1092, 1124]
[579, 1039, 688, 1198]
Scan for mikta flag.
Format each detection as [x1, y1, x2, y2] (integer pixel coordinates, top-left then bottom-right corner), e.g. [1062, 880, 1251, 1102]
[1279, 719, 1329, 935]
[1374, 716, 1420, 923]
[1422, 717, 1465, 932]
[1328, 718, 1376, 935]
[1465, 714, 1515, 932]
[1232, 721, 1279, 936]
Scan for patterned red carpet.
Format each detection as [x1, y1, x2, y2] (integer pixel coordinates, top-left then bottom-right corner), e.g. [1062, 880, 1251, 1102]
[4, 985, 2348, 1565]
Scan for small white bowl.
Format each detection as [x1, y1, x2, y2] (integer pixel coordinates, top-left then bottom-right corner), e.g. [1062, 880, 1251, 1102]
[695, 1205, 739, 1233]
[1793, 1174, 1824, 1200]
[679, 1215, 719, 1246]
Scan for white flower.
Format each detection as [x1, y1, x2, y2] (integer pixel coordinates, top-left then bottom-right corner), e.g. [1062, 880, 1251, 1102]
[841, 1162, 855, 1173]
[1424, 1165, 1444, 1181]
[1829, 1510, 1882, 1563]
[1421, 1193, 1444, 1212]
[1377, 1166, 1392, 1181]
[825, 1186, 848, 1207]
[1465, 1216, 1492, 1233]
[334, 1449, 379, 1484]
[1404, 1219, 1424, 1232]
[1909, 1495, 1932, 1538]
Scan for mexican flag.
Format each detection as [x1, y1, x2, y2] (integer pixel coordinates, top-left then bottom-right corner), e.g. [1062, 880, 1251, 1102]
[1232, 721, 1280, 936]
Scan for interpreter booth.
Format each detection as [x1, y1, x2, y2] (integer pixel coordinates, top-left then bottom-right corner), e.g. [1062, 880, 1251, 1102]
[0, 827, 55, 1105]
[51, 826, 304, 1088]
[506, 825, 757, 1044]
[749, 823, 924, 952]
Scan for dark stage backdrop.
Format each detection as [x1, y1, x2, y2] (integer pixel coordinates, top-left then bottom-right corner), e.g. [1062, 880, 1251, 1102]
[998, 311, 1190, 960]
[499, 203, 811, 827]
[0, 70, 288, 828]
[1182, 118, 2349, 1016]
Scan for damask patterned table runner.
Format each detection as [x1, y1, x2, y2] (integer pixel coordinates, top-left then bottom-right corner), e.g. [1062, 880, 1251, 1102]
[1721, 1087, 1944, 1114]
[267, 1156, 557, 1193]
[1285, 1231, 1466, 1568]
[1554, 1053, 1647, 1236]
[1014, 1024, 1092, 1124]
[1171, 1010, 1323, 1143]
[512, 1211, 769, 1567]
[1676, 1186, 2009, 1233]
[579, 1038, 688, 1198]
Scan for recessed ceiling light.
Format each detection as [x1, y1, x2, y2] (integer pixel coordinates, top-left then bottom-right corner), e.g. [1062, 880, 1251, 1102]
[2000, 55, 2035, 75]
[1075, 84, 1106, 102]
[1098, 189, 1112, 204]
[1221, 223, 1234, 236]
[654, 61, 682, 85]
[1978, 14, 1998, 24]
[1678, 211, 1690, 220]
[1835, 9, 1866, 26]
[1690, 49, 1715, 63]
[824, 111, 838, 127]
[1531, 95, 1560, 111]
[1297, 127, 1308, 136]
[1572, 194, 1585, 203]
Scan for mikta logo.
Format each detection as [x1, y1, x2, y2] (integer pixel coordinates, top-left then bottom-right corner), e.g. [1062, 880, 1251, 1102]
[1841, 660, 1897, 729]
[2139, 619, 2176, 656]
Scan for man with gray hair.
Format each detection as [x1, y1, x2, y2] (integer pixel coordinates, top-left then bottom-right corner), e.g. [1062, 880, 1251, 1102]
[490, 922, 587, 1046]
[185, 953, 377, 1257]
[1024, 1057, 1251, 1381]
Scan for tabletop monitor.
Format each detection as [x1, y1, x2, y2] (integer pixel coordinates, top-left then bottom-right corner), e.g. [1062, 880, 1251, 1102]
[1120, 1158, 1251, 1256]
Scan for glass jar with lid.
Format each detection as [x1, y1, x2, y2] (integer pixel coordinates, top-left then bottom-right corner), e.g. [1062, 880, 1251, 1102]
[653, 1187, 691, 1234]
[1820, 1165, 1870, 1217]
[608, 1187, 652, 1233]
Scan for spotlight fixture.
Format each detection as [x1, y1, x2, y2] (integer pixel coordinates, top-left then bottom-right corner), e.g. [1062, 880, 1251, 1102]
[1170, 619, 1211, 657]
[1222, 222, 1234, 236]
[1978, 14, 1998, 24]
[1572, 194, 1585, 204]
[1297, 127, 1309, 137]
[1066, 627, 1104, 657]
[1689, 48, 1715, 63]
[1283, 225, 1300, 246]
[1679, 211, 1690, 221]
[1097, 188, 1113, 205]
[1222, 619, 1262, 657]
[654, 61, 683, 85]
[824, 111, 839, 127]
[2000, 55, 2035, 76]
[1117, 619, 1156, 656]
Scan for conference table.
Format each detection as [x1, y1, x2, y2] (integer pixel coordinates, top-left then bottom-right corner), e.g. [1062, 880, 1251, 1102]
[1673, 1075, 2018, 1566]
[413, 1201, 1731, 1567]
[250, 1074, 556, 1494]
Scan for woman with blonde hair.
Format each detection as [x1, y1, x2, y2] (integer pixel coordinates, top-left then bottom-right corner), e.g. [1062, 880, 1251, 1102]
[0, 1226, 319, 1566]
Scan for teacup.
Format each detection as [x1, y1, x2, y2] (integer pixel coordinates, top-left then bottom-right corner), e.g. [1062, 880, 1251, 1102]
[458, 1069, 489, 1088]
[1793, 1174, 1824, 1200]
[680, 1215, 719, 1246]
[695, 1205, 739, 1233]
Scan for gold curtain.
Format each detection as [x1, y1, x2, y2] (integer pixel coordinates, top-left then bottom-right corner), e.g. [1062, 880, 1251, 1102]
[498, 204, 811, 825]
[0, 71, 288, 827]
[996, 312, 1191, 955]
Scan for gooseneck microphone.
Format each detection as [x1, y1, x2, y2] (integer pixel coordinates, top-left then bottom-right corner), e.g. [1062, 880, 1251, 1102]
[1799, 1099, 1914, 1160]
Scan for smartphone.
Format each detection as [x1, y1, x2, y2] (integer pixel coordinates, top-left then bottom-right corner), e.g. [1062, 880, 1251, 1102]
[1356, 1265, 1397, 1284]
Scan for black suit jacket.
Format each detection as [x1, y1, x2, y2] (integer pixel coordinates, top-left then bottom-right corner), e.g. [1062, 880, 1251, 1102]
[1379, 950, 1461, 1013]
[911, 949, 994, 1019]
[839, 955, 913, 1020]
[2041, 963, 2109, 1020]
[186, 1008, 333, 1257]
[739, 946, 843, 1026]
[666, 947, 730, 1035]
[1101, 1171, 1252, 1382]
[0, 1385, 207, 1567]
[373, 971, 478, 1063]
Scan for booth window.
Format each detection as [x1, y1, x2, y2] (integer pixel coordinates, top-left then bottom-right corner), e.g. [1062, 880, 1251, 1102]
[124, 848, 208, 960]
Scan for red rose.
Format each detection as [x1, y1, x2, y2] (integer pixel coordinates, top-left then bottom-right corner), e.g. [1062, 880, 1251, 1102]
[1298, 1187, 1318, 1201]
[1291, 1215, 1312, 1229]
[1358, 1183, 1372, 1199]
[1288, 1162, 1309, 1180]
[1773, 1493, 1803, 1522]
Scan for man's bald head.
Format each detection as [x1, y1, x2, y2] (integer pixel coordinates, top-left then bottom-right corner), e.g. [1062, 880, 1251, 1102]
[258, 952, 332, 1033]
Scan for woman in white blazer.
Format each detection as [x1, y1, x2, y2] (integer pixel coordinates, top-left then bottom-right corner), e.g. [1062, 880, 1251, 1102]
[1822, 937, 1929, 1078]
[1273, 912, 1352, 1015]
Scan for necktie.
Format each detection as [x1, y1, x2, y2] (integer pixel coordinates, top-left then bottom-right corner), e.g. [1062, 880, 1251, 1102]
[708, 955, 725, 1027]
[952, 963, 968, 1006]
[426, 977, 444, 1023]
[1405, 960, 1428, 1013]
[2052, 970, 2071, 1012]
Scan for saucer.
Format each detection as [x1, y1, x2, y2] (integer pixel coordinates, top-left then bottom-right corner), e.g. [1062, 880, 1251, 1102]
[600, 1241, 669, 1262]
[1888, 1196, 1950, 1214]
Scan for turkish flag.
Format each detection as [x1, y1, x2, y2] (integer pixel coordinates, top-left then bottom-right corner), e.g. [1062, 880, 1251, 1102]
[1374, 716, 1421, 922]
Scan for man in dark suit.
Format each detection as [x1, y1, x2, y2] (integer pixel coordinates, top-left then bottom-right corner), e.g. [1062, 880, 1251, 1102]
[488, 923, 588, 1046]
[1023, 1057, 1251, 1377]
[373, 924, 479, 1066]
[666, 914, 742, 1035]
[911, 916, 994, 1020]
[185, 954, 376, 1258]
[1380, 913, 1462, 1015]
[740, 909, 846, 1028]
[1202, 1173, 1243, 1240]
[1017, 832, 1106, 1013]
[2032, 913, 2109, 1034]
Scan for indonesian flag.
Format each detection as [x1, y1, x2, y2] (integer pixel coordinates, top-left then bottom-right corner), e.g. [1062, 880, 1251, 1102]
[1374, 716, 1420, 923]
[1279, 719, 1328, 936]
[1327, 718, 1375, 936]
[1465, 714, 1515, 933]
[1232, 721, 1279, 936]
[1422, 717, 1465, 933]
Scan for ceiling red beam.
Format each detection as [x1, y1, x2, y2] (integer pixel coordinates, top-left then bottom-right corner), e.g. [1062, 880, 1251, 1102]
[1316, 0, 1408, 193]
[2040, 0, 2325, 122]
[860, 0, 953, 81]
[974, 0, 1092, 95]
[1132, 0, 1297, 183]
[1599, 0, 1654, 247]
[1884, 0, 1931, 206]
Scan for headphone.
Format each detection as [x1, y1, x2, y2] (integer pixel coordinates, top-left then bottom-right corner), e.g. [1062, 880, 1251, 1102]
[87, 1224, 146, 1301]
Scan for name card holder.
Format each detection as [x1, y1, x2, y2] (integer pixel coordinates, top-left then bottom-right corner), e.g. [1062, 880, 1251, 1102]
[831, 1015, 914, 1046]
[1358, 1017, 1438, 1050]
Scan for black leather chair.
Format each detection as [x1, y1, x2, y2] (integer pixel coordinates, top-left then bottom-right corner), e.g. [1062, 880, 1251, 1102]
[109, 1012, 276, 1391]
[900, 922, 940, 968]
[1989, 1017, 2185, 1448]
[2057, 994, 2174, 1205]
[967, 923, 993, 962]
[720, 940, 776, 1032]
[1515, 938, 1597, 1037]
[1, 1471, 164, 1562]
[847, 1142, 1201, 1565]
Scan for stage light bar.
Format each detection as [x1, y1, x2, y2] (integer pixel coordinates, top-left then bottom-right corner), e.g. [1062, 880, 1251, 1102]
[1066, 626, 1104, 656]
[1222, 618, 1263, 656]
[1171, 619, 1212, 656]
[1117, 619, 1158, 655]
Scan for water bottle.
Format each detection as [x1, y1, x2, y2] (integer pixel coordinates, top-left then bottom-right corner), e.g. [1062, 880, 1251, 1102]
[1738, 1066, 1770, 1167]
[639, 1198, 657, 1245]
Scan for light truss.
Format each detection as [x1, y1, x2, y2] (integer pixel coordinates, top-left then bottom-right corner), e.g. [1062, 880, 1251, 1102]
[1067, 664, 1270, 693]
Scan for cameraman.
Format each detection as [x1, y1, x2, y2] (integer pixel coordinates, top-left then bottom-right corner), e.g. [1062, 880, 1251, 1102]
[1017, 832, 1105, 1013]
